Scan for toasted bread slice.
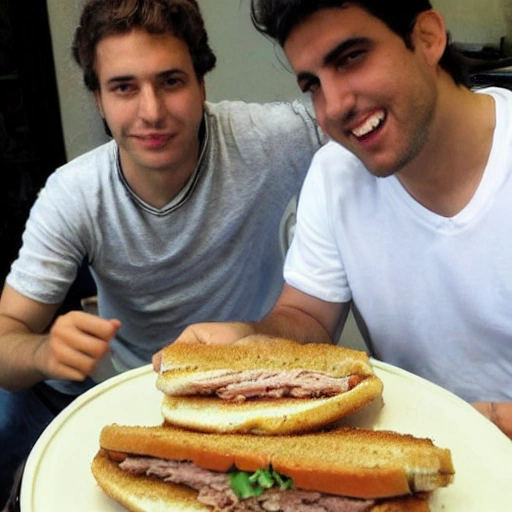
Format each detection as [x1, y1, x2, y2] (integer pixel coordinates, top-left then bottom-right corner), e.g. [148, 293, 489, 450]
[92, 449, 431, 512]
[157, 337, 383, 434]
[98, 424, 454, 499]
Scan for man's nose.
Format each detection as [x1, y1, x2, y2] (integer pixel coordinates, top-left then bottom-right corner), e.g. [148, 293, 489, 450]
[322, 77, 354, 123]
[138, 85, 163, 123]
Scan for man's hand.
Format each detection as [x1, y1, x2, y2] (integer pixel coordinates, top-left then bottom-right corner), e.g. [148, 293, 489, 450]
[174, 321, 255, 345]
[34, 311, 121, 382]
[150, 284, 348, 373]
[152, 321, 254, 372]
[473, 401, 512, 439]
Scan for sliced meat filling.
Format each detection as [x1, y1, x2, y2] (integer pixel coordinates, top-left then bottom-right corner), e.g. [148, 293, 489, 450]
[119, 456, 375, 512]
[179, 369, 363, 401]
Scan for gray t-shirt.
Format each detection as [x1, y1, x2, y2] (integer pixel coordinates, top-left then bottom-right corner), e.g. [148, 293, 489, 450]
[7, 100, 322, 392]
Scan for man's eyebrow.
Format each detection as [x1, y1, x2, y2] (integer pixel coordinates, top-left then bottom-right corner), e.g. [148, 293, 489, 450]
[157, 68, 187, 80]
[296, 37, 371, 84]
[106, 68, 187, 85]
[106, 75, 134, 85]
[323, 37, 370, 67]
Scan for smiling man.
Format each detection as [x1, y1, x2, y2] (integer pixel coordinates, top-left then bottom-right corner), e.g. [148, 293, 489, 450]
[0, 0, 323, 505]
[172, 0, 512, 439]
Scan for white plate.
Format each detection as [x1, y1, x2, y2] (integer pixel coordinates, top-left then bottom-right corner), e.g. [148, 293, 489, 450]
[20, 360, 512, 511]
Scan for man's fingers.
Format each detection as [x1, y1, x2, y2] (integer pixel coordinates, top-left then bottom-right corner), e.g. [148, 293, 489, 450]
[45, 339, 103, 381]
[152, 349, 163, 372]
[41, 311, 122, 381]
[63, 311, 121, 341]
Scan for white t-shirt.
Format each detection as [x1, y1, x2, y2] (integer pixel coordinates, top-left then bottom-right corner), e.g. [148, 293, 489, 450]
[284, 87, 512, 402]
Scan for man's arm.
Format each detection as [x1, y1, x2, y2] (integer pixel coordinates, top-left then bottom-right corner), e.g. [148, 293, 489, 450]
[168, 283, 349, 346]
[0, 284, 120, 391]
[251, 283, 349, 343]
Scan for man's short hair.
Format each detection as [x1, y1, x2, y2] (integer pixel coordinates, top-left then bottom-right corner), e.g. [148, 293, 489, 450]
[250, 0, 469, 86]
[73, 0, 217, 92]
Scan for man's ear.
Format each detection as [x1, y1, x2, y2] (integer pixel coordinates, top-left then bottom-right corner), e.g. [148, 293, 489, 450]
[412, 10, 447, 66]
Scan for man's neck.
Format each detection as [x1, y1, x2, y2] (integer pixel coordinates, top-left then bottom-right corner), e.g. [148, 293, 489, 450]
[125, 163, 198, 209]
[119, 141, 201, 210]
[397, 85, 496, 218]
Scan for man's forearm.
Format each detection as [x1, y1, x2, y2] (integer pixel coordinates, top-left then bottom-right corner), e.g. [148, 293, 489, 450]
[249, 304, 333, 344]
[171, 287, 344, 347]
[0, 309, 52, 390]
[0, 331, 48, 391]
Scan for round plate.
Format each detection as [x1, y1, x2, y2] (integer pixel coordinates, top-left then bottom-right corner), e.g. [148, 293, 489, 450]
[20, 360, 512, 511]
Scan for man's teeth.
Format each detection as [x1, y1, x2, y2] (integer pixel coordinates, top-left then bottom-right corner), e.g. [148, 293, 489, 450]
[352, 112, 385, 138]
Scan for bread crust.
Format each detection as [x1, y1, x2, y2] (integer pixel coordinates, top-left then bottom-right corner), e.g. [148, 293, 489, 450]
[99, 424, 454, 499]
[159, 337, 376, 379]
[91, 449, 432, 512]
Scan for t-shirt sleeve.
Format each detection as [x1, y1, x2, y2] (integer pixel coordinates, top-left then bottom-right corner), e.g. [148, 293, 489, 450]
[283, 145, 352, 304]
[6, 171, 87, 304]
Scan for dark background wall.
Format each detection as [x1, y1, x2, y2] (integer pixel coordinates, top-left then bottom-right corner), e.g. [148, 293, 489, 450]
[0, 0, 66, 284]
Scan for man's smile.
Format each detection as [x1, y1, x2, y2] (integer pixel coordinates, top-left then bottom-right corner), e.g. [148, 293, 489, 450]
[350, 110, 386, 139]
[132, 133, 174, 149]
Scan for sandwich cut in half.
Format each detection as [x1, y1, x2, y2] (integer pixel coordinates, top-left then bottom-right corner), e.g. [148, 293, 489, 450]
[156, 336, 384, 434]
[91, 423, 455, 512]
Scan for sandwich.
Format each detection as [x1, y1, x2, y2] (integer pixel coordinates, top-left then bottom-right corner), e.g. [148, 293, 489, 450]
[91, 423, 455, 512]
[156, 336, 384, 434]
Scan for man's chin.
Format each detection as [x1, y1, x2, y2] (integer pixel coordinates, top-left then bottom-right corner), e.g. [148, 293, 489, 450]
[352, 157, 398, 179]
[365, 166, 397, 179]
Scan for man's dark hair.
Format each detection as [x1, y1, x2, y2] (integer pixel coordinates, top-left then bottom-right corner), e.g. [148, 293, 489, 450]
[72, 0, 217, 92]
[250, 0, 469, 86]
